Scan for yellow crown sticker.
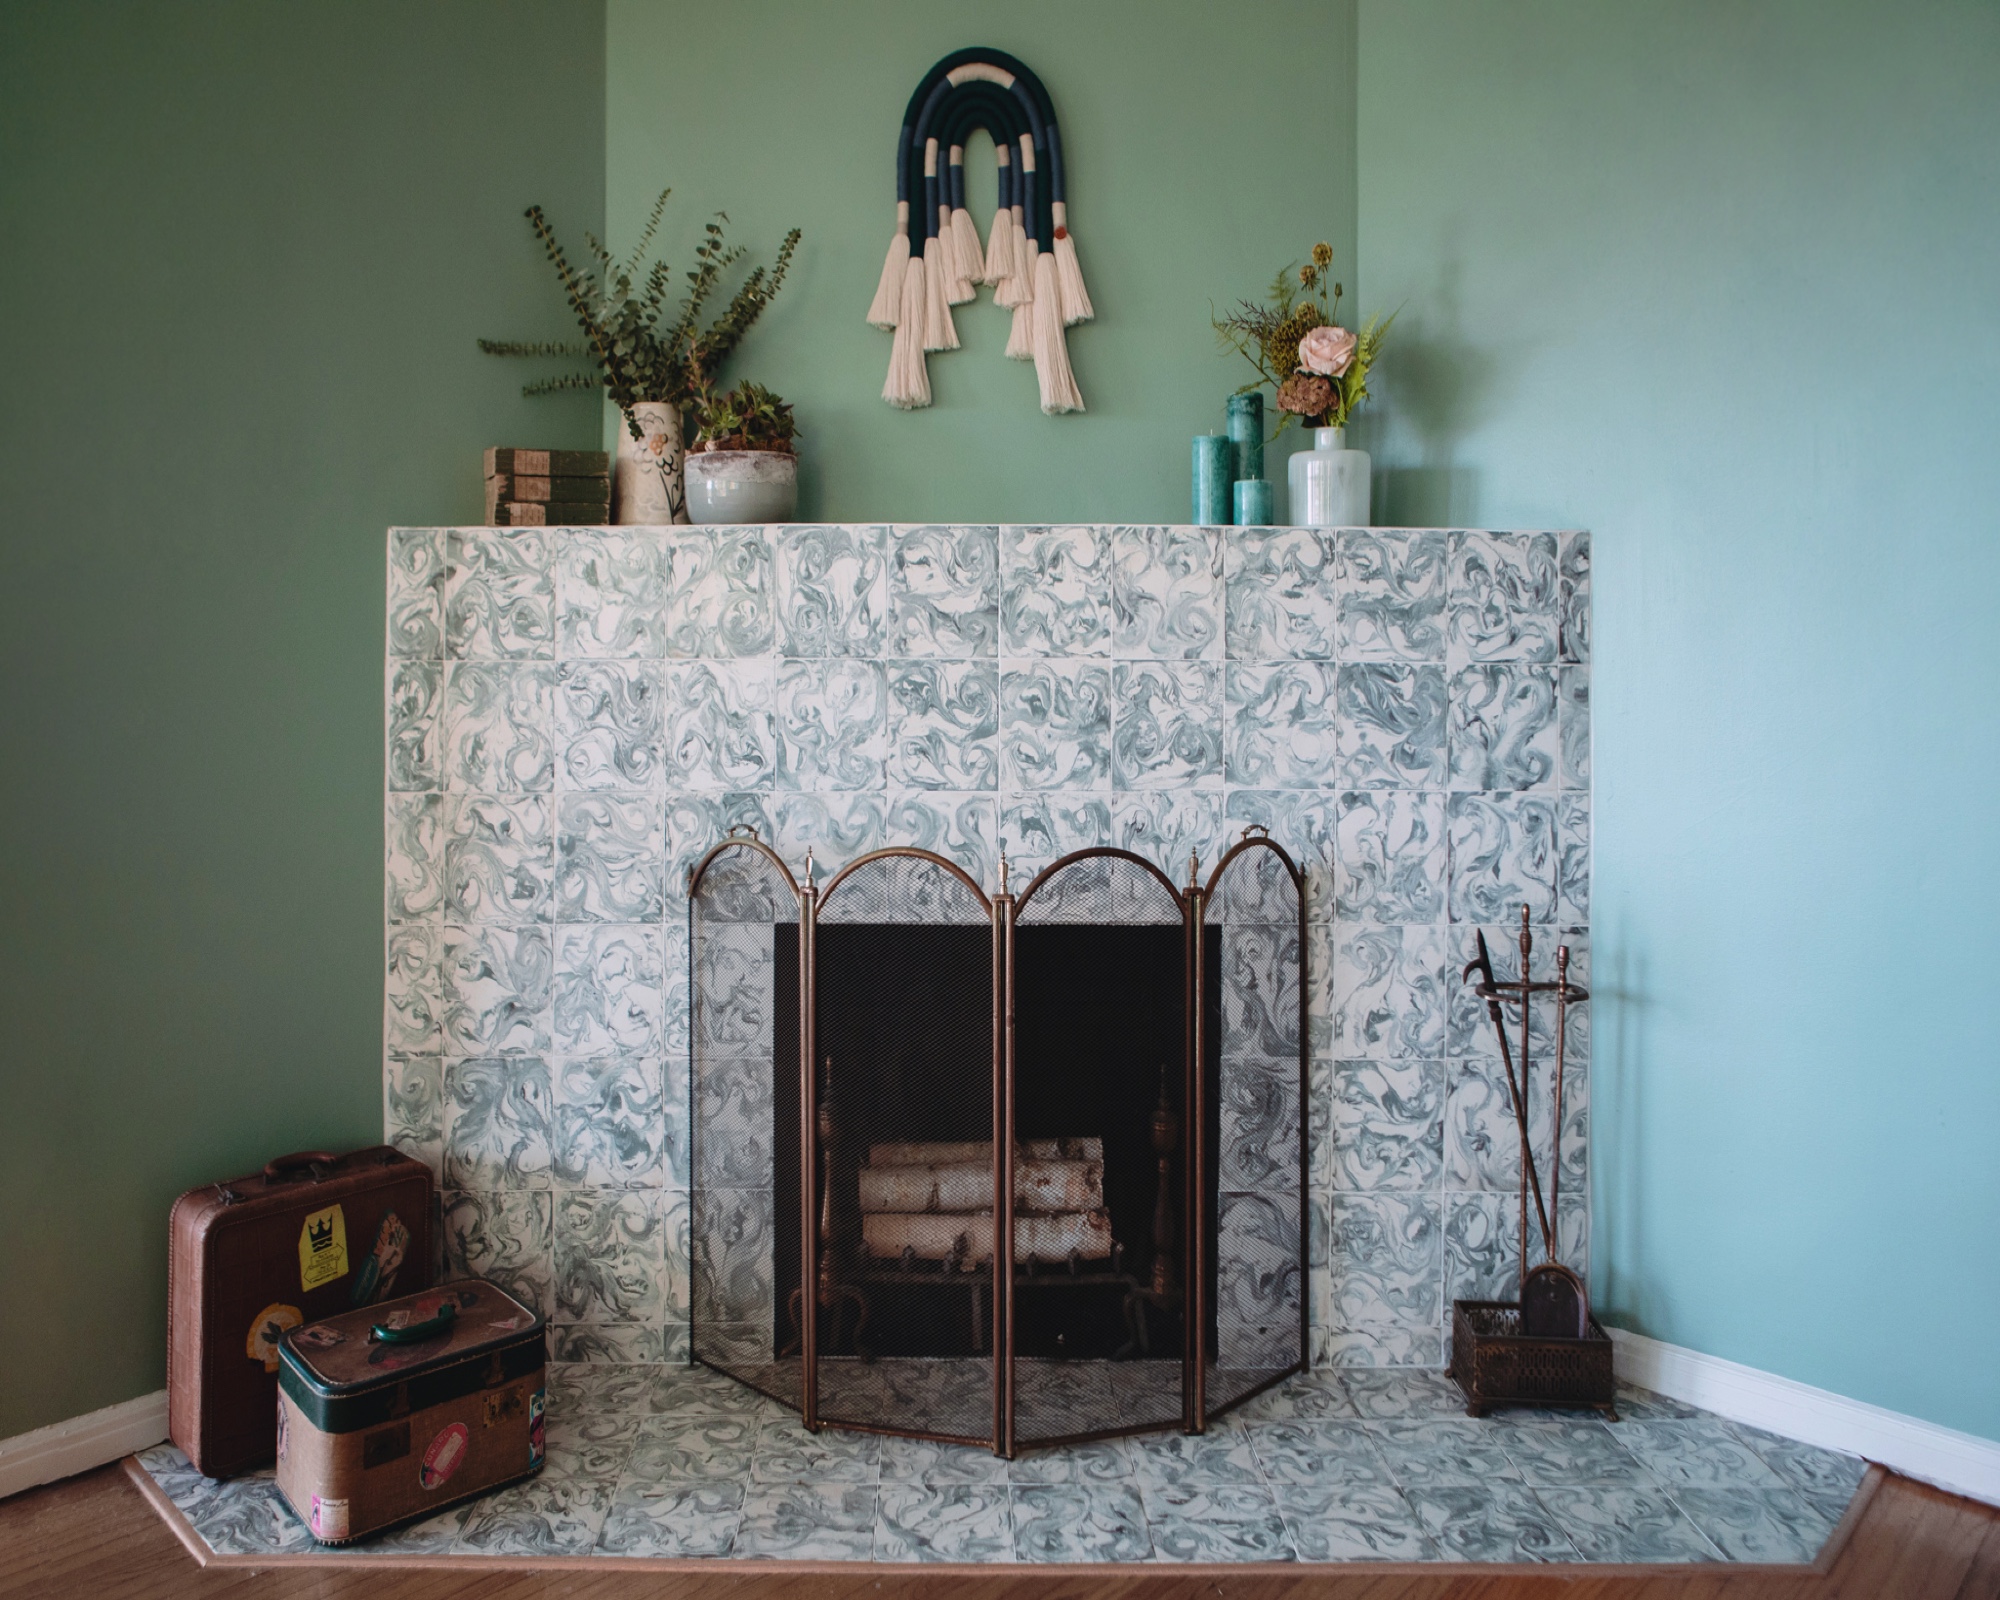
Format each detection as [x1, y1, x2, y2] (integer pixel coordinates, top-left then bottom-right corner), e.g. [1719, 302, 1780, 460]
[298, 1203, 349, 1291]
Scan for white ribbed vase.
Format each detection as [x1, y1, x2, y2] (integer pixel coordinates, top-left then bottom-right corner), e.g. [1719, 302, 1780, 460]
[615, 401, 688, 525]
[1287, 426, 1371, 528]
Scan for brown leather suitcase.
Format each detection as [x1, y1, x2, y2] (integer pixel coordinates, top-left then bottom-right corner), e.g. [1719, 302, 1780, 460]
[168, 1147, 435, 1478]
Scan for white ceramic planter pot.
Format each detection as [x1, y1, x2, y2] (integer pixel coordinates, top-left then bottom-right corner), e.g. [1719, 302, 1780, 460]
[684, 449, 799, 525]
[1287, 426, 1371, 527]
[615, 401, 688, 525]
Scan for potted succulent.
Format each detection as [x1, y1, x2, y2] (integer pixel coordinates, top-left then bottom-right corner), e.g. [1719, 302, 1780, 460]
[685, 381, 800, 524]
[481, 189, 799, 524]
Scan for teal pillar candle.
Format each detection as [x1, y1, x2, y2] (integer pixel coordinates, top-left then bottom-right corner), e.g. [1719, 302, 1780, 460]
[1226, 392, 1265, 482]
[1234, 478, 1275, 526]
[1192, 434, 1232, 524]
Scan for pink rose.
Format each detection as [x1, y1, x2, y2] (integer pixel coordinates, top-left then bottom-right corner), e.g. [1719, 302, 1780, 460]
[1299, 324, 1357, 377]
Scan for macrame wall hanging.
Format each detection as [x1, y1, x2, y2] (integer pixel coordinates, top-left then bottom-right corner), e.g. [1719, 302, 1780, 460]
[868, 48, 1093, 415]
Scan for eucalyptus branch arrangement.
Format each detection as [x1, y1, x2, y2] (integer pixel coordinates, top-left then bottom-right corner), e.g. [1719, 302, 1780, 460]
[480, 188, 800, 440]
[1214, 242, 1393, 432]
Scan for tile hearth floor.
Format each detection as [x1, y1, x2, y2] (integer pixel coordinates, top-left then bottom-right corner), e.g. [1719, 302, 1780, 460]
[136, 1364, 1867, 1565]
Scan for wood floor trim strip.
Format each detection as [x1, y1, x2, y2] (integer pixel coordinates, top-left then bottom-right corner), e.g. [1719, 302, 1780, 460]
[120, 1455, 210, 1568]
[1812, 1463, 1886, 1574]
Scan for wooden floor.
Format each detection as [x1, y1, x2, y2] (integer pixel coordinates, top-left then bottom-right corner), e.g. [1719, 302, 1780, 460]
[0, 1460, 1994, 1600]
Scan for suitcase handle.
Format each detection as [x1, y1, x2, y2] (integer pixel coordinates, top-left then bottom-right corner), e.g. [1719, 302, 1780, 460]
[369, 1302, 457, 1345]
[264, 1151, 338, 1183]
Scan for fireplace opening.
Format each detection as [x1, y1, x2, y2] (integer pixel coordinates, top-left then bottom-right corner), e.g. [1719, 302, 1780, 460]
[688, 833, 1305, 1454]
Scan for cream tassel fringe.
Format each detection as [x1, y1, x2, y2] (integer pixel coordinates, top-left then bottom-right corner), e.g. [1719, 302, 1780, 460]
[1031, 250, 1084, 413]
[949, 206, 984, 298]
[867, 202, 910, 329]
[994, 211, 1033, 310]
[1004, 239, 1037, 360]
[981, 204, 1013, 286]
[943, 206, 975, 305]
[922, 234, 958, 351]
[883, 254, 931, 409]
[1050, 201, 1094, 326]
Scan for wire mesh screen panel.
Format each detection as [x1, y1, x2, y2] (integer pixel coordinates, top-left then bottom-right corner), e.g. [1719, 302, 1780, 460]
[1202, 838, 1307, 1423]
[1011, 851, 1188, 1446]
[689, 840, 802, 1411]
[813, 851, 996, 1444]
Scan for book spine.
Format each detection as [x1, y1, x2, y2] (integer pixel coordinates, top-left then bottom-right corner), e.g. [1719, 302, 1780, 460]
[492, 502, 611, 526]
[484, 448, 611, 477]
[486, 473, 610, 504]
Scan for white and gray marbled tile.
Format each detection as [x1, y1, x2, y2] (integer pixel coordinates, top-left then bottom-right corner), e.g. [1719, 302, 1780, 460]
[1113, 660, 1222, 789]
[692, 1052, 774, 1192]
[1537, 1484, 1720, 1562]
[1337, 663, 1449, 788]
[873, 1484, 1014, 1562]
[183, 1472, 318, 1556]
[1448, 793, 1557, 924]
[1559, 663, 1589, 789]
[1112, 791, 1224, 881]
[444, 1054, 553, 1188]
[662, 527, 774, 657]
[1336, 790, 1447, 923]
[752, 1415, 882, 1484]
[1339, 1368, 1476, 1420]
[880, 789, 1000, 885]
[1125, 1426, 1263, 1489]
[550, 1322, 671, 1365]
[555, 793, 664, 923]
[1448, 531, 1558, 666]
[1276, 1482, 1435, 1561]
[691, 918, 773, 1060]
[665, 792, 775, 889]
[1325, 1194, 1441, 1332]
[1450, 664, 1560, 791]
[388, 529, 444, 660]
[1005, 1439, 1131, 1485]
[1219, 1058, 1301, 1193]
[555, 1188, 668, 1323]
[1368, 1419, 1526, 1491]
[768, 790, 888, 867]
[444, 793, 553, 924]
[775, 523, 888, 657]
[442, 923, 552, 1056]
[1610, 1383, 1703, 1422]
[662, 660, 776, 791]
[1670, 1485, 1836, 1562]
[442, 1188, 554, 1317]
[384, 1053, 443, 1168]
[886, 659, 998, 789]
[624, 1415, 761, 1481]
[455, 1473, 613, 1556]
[888, 524, 999, 658]
[1227, 528, 1338, 661]
[386, 791, 445, 923]
[1443, 1190, 1523, 1304]
[1137, 1478, 1280, 1524]
[1500, 1420, 1651, 1486]
[442, 661, 556, 793]
[1230, 1369, 1358, 1423]
[1223, 790, 1338, 923]
[1445, 1055, 1542, 1193]
[774, 658, 889, 789]
[552, 923, 663, 1060]
[1226, 662, 1339, 788]
[597, 1479, 741, 1556]
[876, 1435, 1010, 1486]
[1734, 1428, 1868, 1499]
[1558, 794, 1590, 924]
[386, 923, 445, 1053]
[1404, 1481, 1576, 1561]
[690, 1187, 774, 1331]
[1337, 529, 1449, 661]
[387, 659, 443, 791]
[1332, 923, 1447, 1059]
[1331, 1059, 1444, 1191]
[1113, 525, 1222, 659]
[559, 528, 667, 658]
[1002, 524, 1114, 655]
[1559, 531, 1590, 664]
[550, 1055, 664, 1188]
[1149, 1508, 1295, 1562]
[1001, 659, 1113, 789]
[1251, 1420, 1395, 1487]
[1217, 1189, 1304, 1336]
[1444, 922, 1587, 1059]
[1319, 1324, 1446, 1369]
[733, 1481, 881, 1559]
[1617, 1420, 1790, 1490]
[642, 1363, 778, 1422]
[447, 528, 555, 660]
[555, 660, 664, 790]
[1011, 1483, 1153, 1562]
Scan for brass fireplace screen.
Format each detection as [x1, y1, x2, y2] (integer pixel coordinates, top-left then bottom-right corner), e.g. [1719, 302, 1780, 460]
[686, 829, 1306, 1455]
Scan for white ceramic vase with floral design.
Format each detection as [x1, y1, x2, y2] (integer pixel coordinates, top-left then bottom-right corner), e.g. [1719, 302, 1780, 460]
[615, 400, 688, 524]
[1287, 426, 1370, 528]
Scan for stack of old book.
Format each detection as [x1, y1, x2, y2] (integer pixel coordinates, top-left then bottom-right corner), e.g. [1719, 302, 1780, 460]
[484, 447, 611, 525]
[858, 1138, 1113, 1266]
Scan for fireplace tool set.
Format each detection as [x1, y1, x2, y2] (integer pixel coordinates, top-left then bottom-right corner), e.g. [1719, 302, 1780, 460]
[1448, 906, 1616, 1419]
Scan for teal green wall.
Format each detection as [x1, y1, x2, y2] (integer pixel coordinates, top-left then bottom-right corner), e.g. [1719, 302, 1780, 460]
[0, 1, 604, 1438]
[1358, 1, 2000, 1440]
[604, 0, 1358, 522]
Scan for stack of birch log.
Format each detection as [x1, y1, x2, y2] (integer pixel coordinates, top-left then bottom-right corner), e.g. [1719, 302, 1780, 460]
[859, 1139, 1113, 1266]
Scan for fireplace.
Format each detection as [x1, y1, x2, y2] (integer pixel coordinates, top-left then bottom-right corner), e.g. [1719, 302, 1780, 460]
[687, 828, 1306, 1454]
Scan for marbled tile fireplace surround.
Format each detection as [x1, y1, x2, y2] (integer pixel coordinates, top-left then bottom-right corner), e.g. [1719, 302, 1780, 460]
[382, 521, 1593, 1375]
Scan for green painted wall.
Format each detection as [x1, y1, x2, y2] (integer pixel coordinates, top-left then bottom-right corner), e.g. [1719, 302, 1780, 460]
[1357, 1, 2000, 1439]
[0, 1, 604, 1438]
[604, 0, 1359, 523]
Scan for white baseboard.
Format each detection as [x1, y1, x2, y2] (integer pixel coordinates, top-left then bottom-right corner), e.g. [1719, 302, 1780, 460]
[0, 1390, 169, 1501]
[1609, 1327, 2000, 1508]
